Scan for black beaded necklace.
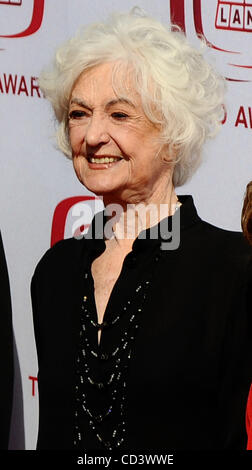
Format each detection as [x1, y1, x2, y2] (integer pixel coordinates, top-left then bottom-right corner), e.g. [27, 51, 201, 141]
[74, 270, 152, 451]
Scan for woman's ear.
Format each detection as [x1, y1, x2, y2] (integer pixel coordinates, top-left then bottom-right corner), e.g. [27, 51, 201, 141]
[159, 143, 179, 166]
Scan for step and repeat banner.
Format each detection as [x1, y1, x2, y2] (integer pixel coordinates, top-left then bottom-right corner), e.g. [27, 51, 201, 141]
[0, 0, 251, 450]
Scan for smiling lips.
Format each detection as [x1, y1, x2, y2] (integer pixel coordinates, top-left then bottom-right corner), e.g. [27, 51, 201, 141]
[87, 155, 123, 168]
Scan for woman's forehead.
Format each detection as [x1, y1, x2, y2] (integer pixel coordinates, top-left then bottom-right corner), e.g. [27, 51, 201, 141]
[71, 62, 140, 106]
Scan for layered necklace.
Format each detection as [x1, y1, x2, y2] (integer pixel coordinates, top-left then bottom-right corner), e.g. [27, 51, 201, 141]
[74, 269, 152, 451]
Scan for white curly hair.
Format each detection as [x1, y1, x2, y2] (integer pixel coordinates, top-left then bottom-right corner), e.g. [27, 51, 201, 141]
[39, 7, 226, 187]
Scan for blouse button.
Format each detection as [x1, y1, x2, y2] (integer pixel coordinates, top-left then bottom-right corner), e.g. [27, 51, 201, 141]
[100, 352, 109, 361]
[95, 414, 103, 423]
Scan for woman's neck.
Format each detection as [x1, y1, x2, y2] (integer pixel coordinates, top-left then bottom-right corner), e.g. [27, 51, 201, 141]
[103, 184, 179, 251]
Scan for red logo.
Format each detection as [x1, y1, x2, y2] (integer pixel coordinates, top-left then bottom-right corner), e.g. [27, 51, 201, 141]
[50, 196, 103, 247]
[0, 0, 44, 38]
[215, 0, 252, 33]
[170, 0, 252, 81]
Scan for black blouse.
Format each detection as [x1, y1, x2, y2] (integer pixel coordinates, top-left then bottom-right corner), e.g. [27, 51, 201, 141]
[31, 195, 252, 450]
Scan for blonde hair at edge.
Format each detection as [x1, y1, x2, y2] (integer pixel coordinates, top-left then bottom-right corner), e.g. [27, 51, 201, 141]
[39, 8, 226, 187]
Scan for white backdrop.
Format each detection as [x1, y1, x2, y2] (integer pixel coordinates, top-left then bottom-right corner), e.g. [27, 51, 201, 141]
[0, 0, 251, 450]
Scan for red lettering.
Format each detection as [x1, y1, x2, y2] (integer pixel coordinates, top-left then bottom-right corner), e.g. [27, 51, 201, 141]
[31, 77, 41, 98]
[28, 375, 38, 397]
[233, 9, 241, 25]
[220, 7, 228, 24]
[246, 9, 252, 27]
[17, 75, 28, 96]
[4, 73, 17, 94]
[249, 107, 252, 129]
[235, 106, 248, 128]
[0, 73, 43, 97]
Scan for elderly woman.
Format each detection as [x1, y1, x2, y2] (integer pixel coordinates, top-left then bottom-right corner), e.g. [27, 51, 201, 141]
[31, 10, 252, 451]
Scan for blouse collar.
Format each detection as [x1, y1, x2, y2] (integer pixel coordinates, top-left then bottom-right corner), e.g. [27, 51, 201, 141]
[84, 195, 201, 254]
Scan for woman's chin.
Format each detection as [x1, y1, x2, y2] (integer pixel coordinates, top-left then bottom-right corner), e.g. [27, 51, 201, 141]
[79, 173, 126, 197]
[81, 180, 122, 198]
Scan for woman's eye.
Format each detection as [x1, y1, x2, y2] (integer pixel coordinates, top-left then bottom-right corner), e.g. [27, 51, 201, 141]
[111, 112, 128, 120]
[68, 110, 87, 120]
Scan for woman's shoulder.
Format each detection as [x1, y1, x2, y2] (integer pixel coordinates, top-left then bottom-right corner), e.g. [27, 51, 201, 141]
[199, 219, 252, 253]
[179, 195, 252, 259]
[32, 236, 84, 278]
[193, 220, 252, 279]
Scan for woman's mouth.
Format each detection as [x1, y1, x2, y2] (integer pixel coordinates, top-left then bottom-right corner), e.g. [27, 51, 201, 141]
[87, 155, 123, 169]
[88, 156, 122, 163]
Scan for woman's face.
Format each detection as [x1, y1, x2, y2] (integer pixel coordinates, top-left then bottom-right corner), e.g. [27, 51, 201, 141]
[69, 62, 172, 204]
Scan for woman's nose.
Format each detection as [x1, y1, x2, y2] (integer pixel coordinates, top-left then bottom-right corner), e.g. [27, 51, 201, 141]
[85, 115, 110, 147]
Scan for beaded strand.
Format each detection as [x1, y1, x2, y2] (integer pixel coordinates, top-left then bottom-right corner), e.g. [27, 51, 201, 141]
[74, 275, 151, 450]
